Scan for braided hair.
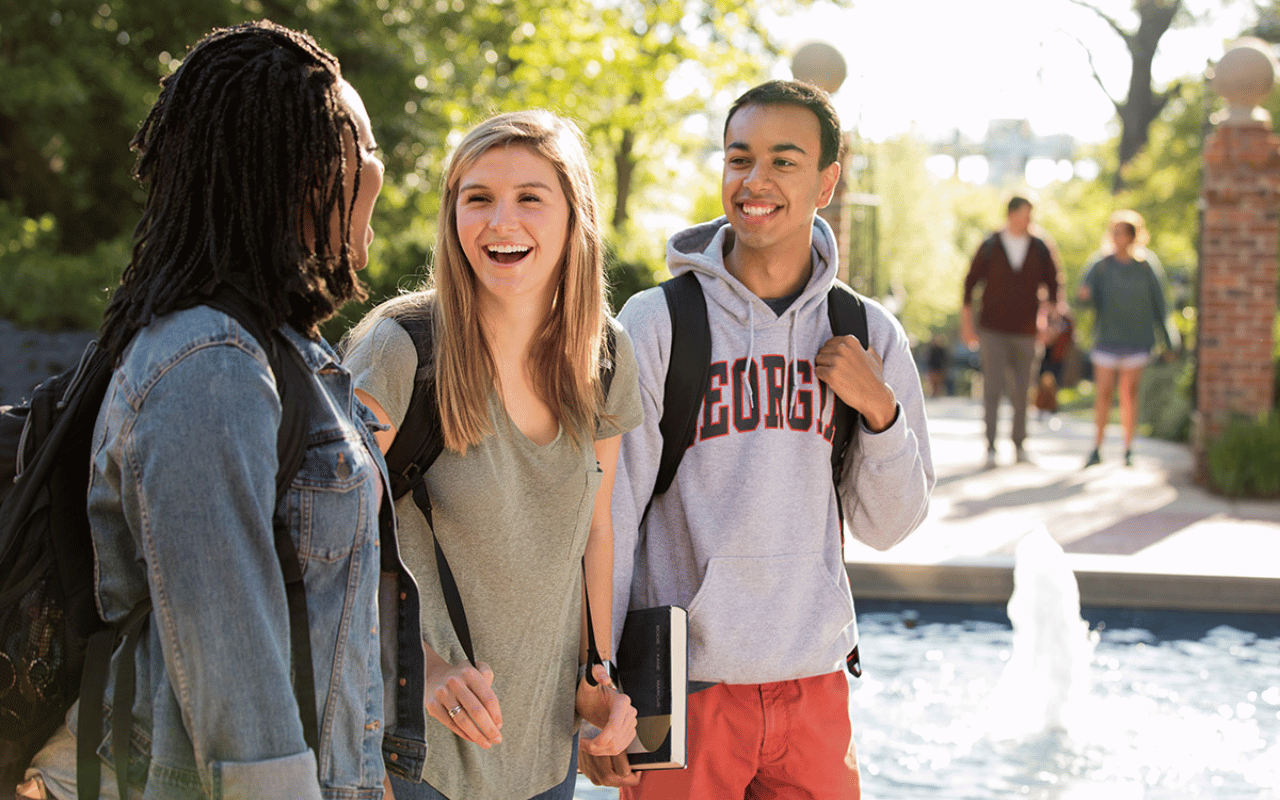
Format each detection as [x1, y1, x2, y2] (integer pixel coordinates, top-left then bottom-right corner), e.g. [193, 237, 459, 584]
[98, 20, 368, 361]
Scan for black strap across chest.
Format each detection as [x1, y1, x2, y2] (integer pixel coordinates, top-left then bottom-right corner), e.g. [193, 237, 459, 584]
[383, 311, 616, 669]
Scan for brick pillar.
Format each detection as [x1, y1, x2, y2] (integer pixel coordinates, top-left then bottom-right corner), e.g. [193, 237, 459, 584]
[1196, 40, 1280, 480]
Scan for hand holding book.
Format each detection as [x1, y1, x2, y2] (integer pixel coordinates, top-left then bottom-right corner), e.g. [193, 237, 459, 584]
[579, 606, 688, 786]
[575, 663, 638, 757]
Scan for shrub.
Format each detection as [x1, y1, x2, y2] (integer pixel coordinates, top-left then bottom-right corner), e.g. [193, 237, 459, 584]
[1137, 356, 1194, 442]
[1206, 413, 1280, 498]
[0, 207, 125, 331]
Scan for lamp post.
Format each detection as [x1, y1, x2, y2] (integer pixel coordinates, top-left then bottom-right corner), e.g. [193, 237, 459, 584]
[790, 41, 879, 296]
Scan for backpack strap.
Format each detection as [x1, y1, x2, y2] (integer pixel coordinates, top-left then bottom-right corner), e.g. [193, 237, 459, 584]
[205, 289, 319, 754]
[654, 273, 711, 498]
[824, 281, 869, 491]
[652, 275, 869, 497]
[376, 312, 475, 664]
[824, 281, 868, 679]
[385, 311, 617, 668]
[78, 290, 318, 800]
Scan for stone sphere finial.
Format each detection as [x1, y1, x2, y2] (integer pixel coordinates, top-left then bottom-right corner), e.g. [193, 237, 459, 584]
[1211, 37, 1278, 126]
[791, 41, 846, 95]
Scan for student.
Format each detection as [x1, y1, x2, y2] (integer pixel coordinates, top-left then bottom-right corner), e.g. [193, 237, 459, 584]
[19, 20, 425, 800]
[1079, 210, 1174, 467]
[342, 110, 640, 800]
[582, 80, 934, 799]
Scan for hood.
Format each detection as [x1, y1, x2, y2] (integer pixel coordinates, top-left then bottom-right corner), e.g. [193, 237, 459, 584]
[665, 215, 841, 326]
[664, 214, 842, 414]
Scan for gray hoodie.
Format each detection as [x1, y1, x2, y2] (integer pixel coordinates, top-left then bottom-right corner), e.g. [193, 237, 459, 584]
[612, 215, 934, 685]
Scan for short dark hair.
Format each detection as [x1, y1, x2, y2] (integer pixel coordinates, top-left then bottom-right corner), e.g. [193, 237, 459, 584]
[1008, 196, 1032, 214]
[724, 80, 843, 170]
[99, 20, 367, 361]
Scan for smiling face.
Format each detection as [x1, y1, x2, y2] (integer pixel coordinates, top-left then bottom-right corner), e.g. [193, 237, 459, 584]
[721, 102, 840, 266]
[454, 143, 571, 310]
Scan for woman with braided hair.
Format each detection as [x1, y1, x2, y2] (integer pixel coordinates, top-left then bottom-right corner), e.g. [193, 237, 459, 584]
[18, 20, 426, 800]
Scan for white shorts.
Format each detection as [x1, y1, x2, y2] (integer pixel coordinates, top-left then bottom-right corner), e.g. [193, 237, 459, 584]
[1091, 348, 1150, 370]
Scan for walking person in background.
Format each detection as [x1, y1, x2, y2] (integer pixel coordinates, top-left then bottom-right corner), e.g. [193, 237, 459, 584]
[19, 20, 427, 799]
[1078, 210, 1175, 467]
[342, 110, 639, 800]
[961, 196, 1062, 468]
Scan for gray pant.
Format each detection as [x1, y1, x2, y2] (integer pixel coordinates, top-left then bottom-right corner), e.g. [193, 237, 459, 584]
[978, 328, 1038, 450]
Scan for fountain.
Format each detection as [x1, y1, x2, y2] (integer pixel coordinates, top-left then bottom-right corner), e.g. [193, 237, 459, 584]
[986, 526, 1096, 739]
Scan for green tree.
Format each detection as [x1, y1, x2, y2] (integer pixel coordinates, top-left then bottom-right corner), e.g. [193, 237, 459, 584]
[870, 135, 975, 338]
[1068, 0, 1191, 192]
[1, 2, 241, 253]
[4, 0, 845, 331]
[491, 1, 843, 235]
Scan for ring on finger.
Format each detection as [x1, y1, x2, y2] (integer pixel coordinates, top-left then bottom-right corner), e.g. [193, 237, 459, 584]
[448, 704, 463, 718]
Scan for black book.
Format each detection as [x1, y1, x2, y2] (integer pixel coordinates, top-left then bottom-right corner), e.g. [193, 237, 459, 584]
[616, 605, 687, 770]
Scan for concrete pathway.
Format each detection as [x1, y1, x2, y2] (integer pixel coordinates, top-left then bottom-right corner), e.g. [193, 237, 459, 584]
[845, 396, 1280, 612]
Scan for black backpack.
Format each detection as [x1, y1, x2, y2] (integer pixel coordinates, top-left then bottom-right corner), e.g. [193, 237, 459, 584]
[377, 309, 617, 673]
[0, 291, 318, 797]
[652, 272, 869, 676]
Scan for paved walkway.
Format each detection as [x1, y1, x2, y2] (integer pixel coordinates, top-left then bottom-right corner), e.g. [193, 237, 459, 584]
[844, 396, 1280, 613]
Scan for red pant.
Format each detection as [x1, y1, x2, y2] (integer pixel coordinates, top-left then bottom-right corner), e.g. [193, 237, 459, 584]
[622, 670, 860, 800]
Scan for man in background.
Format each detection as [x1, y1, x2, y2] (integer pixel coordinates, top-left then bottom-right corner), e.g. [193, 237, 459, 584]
[961, 196, 1061, 468]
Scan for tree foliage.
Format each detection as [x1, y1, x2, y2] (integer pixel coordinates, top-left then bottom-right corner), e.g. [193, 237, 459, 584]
[1068, 0, 1189, 193]
[2, 0, 841, 332]
[867, 136, 976, 338]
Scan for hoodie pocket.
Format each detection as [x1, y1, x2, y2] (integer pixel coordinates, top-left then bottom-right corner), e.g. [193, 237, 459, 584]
[685, 552, 854, 684]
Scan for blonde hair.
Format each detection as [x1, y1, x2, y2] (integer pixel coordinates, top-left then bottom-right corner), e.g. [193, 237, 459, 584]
[345, 110, 608, 454]
[1103, 209, 1151, 259]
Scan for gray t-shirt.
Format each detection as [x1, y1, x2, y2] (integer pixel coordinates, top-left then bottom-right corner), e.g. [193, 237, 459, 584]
[344, 314, 642, 800]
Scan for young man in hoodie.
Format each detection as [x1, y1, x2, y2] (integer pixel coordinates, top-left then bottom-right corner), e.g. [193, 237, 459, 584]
[580, 80, 934, 798]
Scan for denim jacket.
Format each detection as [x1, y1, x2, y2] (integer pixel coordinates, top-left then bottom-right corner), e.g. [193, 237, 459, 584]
[66, 306, 426, 799]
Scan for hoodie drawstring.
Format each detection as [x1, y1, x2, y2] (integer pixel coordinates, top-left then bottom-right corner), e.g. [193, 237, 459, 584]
[786, 309, 799, 419]
[743, 302, 756, 411]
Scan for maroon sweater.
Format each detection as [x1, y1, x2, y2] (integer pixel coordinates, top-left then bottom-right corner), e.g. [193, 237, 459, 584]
[963, 232, 1059, 336]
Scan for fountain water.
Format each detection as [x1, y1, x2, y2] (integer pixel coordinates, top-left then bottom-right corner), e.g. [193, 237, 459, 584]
[986, 526, 1096, 738]
[575, 527, 1280, 798]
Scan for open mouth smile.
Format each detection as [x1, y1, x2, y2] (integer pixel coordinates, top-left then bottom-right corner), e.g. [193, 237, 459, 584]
[485, 243, 531, 264]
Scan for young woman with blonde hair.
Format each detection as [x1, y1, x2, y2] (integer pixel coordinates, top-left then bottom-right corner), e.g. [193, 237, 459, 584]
[343, 110, 639, 800]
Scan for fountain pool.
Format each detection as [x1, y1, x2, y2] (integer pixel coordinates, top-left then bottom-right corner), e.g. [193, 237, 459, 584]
[573, 600, 1280, 799]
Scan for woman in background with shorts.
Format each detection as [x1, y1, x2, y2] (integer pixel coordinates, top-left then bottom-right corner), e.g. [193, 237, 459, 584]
[1078, 210, 1174, 467]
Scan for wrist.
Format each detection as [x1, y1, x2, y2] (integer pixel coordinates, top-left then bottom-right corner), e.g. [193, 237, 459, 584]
[862, 388, 898, 433]
[579, 659, 619, 687]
